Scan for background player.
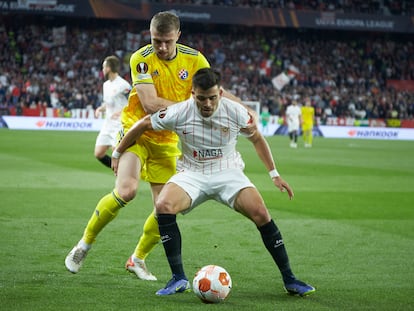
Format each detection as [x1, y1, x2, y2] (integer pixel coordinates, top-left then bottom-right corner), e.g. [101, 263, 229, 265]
[285, 99, 302, 148]
[94, 55, 131, 168]
[301, 97, 315, 148]
[112, 68, 315, 297]
[260, 105, 271, 136]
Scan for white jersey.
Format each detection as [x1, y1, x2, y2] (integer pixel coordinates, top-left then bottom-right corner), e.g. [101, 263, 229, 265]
[286, 104, 301, 132]
[150, 97, 251, 175]
[96, 76, 131, 147]
[102, 75, 131, 123]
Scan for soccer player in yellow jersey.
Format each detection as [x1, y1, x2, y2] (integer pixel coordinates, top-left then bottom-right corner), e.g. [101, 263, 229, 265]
[301, 97, 315, 148]
[65, 11, 242, 280]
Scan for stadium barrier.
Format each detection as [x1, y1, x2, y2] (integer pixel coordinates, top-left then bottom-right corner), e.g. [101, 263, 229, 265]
[1, 116, 103, 132]
[318, 126, 414, 141]
[2, 116, 413, 141]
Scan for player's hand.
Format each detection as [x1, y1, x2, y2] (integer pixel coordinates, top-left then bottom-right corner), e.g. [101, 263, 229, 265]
[272, 176, 294, 200]
[95, 107, 103, 118]
[111, 157, 119, 176]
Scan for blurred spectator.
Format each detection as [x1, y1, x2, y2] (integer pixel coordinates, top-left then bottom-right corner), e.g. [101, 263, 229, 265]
[146, 0, 414, 15]
[0, 13, 413, 121]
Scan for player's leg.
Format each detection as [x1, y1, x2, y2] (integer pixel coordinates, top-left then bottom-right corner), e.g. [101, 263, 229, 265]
[308, 126, 313, 147]
[126, 210, 158, 281]
[232, 184, 294, 279]
[134, 209, 160, 259]
[86, 152, 140, 241]
[155, 182, 193, 295]
[94, 144, 112, 168]
[302, 128, 308, 147]
[234, 187, 315, 296]
[65, 151, 141, 273]
[126, 156, 177, 280]
[288, 127, 297, 148]
[302, 125, 312, 147]
[293, 129, 298, 147]
[135, 183, 164, 258]
[95, 130, 116, 168]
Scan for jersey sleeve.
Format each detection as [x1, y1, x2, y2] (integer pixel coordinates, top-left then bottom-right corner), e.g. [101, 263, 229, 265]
[221, 98, 252, 137]
[120, 79, 132, 96]
[150, 103, 181, 132]
[129, 45, 153, 86]
[239, 107, 255, 137]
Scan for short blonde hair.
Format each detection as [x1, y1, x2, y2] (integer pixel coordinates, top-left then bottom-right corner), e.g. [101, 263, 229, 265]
[150, 11, 180, 34]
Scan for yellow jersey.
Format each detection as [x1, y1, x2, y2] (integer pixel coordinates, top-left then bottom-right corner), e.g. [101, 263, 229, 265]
[301, 106, 315, 128]
[122, 43, 210, 145]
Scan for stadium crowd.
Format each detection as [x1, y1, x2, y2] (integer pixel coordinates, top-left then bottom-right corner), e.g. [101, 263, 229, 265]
[148, 0, 414, 15]
[0, 14, 413, 122]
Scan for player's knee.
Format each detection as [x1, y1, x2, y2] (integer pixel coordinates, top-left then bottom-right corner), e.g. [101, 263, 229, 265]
[94, 151, 103, 158]
[116, 184, 137, 202]
[155, 199, 177, 215]
[249, 206, 271, 227]
[94, 147, 108, 158]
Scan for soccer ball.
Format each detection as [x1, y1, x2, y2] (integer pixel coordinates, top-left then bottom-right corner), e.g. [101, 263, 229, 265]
[192, 265, 232, 303]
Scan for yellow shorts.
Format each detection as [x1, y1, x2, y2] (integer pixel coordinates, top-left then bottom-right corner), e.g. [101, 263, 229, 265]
[302, 124, 313, 132]
[126, 135, 181, 184]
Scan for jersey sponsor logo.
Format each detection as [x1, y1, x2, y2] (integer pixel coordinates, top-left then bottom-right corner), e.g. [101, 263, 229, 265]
[193, 149, 223, 160]
[178, 68, 189, 80]
[137, 62, 148, 73]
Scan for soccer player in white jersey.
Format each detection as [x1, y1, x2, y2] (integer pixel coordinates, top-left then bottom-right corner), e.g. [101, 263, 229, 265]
[94, 55, 131, 168]
[112, 68, 315, 297]
[285, 99, 302, 148]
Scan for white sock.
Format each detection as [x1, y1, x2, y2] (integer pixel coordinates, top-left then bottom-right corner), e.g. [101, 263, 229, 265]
[78, 239, 91, 251]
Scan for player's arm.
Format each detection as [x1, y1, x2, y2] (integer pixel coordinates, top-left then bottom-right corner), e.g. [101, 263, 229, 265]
[221, 88, 242, 103]
[110, 111, 121, 120]
[136, 84, 176, 114]
[111, 115, 153, 175]
[130, 50, 176, 114]
[222, 88, 258, 121]
[242, 123, 294, 199]
[95, 103, 106, 118]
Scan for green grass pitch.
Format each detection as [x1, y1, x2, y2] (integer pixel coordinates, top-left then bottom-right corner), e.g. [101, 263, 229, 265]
[0, 129, 413, 310]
